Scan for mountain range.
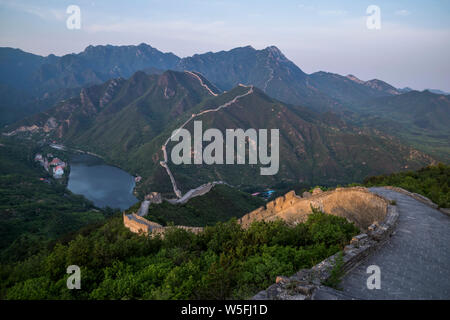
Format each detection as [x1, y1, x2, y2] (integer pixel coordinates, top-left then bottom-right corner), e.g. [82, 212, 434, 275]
[1, 43, 448, 197]
[2, 43, 446, 121]
[5, 69, 434, 197]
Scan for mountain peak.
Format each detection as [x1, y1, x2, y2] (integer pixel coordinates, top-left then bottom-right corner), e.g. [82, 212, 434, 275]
[229, 45, 256, 53]
[137, 42, 152, 48]
[365, 79, 400, 95]
[266, 45, 281, 52]
[264, 45, 287, 60]
[346, 74, 365, 84]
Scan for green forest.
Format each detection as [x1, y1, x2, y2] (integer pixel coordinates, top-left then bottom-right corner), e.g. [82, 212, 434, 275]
[0, 136, 358, 300]
[0, 211, 358, 299]
[0, 137, 113, 263]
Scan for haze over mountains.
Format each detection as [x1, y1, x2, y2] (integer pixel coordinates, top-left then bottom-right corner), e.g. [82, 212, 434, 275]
[2, 43, 448, 122]
[1, 43, 448, 197]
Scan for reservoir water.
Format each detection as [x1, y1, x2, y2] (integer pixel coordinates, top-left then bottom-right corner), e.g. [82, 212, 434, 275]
[67, 154, 138, 210]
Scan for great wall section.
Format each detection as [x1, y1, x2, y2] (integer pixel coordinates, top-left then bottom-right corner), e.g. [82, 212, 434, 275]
[238, 187, 388, 230]
[123, 186, 389, 236]
[122, 185, 450, 299]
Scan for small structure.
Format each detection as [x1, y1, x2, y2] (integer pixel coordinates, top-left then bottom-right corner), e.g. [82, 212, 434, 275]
[53, 165, 64, 178]
[49, 157, 64, 166]
[145, 192, 162, 204]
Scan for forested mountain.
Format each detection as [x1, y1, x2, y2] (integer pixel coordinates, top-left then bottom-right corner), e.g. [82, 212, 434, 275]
[5, 71, 434, 198]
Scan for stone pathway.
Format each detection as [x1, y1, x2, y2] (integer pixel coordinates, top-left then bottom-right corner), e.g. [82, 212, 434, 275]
[339, 187, 450, 299]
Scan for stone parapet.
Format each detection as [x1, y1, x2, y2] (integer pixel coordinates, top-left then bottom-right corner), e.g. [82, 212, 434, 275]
[240, 187, 388, 230]
[123, 213, 163, 235]
[123, 213, 203, 237]
[252, 204, 397, 300]
[384, 186, 449, 217]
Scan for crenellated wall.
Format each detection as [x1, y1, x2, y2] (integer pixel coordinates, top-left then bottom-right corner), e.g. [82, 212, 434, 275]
[123, 213, 163, 235]
[239, 187, 388, 230]
[123, 212, 203, 236]
[124, 187, 389, 236]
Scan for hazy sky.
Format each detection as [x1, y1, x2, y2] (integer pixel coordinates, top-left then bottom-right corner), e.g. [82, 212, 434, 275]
[1, 0, 449, 91]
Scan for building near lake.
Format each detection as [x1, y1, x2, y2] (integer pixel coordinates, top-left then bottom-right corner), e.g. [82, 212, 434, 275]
[53, 165, 64, 178]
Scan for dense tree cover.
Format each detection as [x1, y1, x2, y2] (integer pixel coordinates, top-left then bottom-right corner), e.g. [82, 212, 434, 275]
[0, 211, 359, 300]
[0, 137, 113, 263]
[364, 163, 450, 208]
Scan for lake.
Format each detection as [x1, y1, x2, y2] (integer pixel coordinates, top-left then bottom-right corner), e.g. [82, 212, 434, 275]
[67, 154, 138, 210]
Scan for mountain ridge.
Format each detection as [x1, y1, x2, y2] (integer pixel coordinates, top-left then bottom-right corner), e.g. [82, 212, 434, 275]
[5, 70, 435, 198]
[1, 43, 448, 163]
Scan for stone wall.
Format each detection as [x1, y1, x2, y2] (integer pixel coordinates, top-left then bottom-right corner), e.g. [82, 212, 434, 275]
[252, 204, 398, 300]
[124, 186, 389, 238]
[123, 213, 203, 236]
[123, 186, 398, 299]
[384, 186, 450, 217]
[239, 187, 388, 230]
[123, 213, 163, 235]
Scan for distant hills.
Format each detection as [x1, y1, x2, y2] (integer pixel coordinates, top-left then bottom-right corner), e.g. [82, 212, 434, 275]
[0, 44, 179, 94]
[427, 89, 450, 95]
[0, 43, 448, 196]
[349, 90, 450, 162]
[0, 43, 436, 122]
[0, 44, 180, 126]
[2, 43, 448, 111]
[6, 70, 434, 197]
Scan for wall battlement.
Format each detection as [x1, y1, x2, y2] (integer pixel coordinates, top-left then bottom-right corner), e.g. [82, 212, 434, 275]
[123, 213, 203, 236]
[123, 213, 163, 235]
[123, 186, 389, 236]
[239, 187, 388, 230]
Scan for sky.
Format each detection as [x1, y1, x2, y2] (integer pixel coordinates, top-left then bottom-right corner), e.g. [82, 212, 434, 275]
[0, 0, 449, 91]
